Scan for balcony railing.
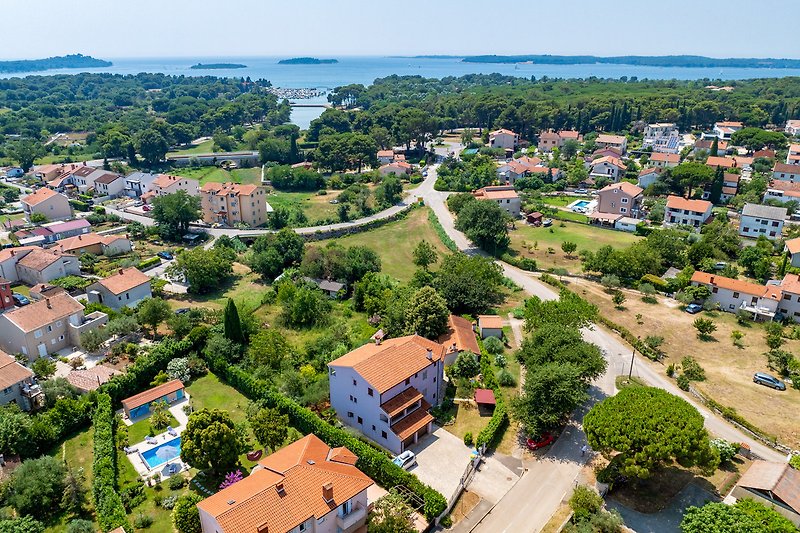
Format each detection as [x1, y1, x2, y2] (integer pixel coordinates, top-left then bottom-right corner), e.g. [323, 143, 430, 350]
[336, 502, 367, 532]
[739, 301, 776, 317]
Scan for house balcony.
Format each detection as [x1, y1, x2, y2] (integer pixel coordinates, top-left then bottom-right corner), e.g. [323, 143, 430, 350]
[336, 502, 367, 533]
[739, 301, 776, 319]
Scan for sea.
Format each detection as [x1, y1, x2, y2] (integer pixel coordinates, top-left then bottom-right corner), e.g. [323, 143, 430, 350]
[5, 56, 800, 129]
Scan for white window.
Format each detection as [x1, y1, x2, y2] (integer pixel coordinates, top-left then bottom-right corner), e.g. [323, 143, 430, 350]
[56, 320, 62, 327]
[34, 329, 42, 338]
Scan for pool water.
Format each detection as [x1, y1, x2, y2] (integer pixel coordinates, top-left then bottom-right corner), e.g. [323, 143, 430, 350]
[573, 200, 590, 209]
[141, 437, 181, 469]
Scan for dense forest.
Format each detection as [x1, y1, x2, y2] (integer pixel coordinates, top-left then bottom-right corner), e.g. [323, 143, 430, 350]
[0, 54, 111, 73]
[461, 55, 800, 69]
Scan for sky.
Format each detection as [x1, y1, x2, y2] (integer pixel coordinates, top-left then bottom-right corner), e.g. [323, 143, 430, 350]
[3, 0, 800, 59]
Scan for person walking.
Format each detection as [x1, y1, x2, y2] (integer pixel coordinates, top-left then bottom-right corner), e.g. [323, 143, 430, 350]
[581, 444, 588, 457]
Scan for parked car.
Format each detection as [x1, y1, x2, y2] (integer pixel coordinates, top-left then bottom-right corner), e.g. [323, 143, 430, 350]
[685, 304, 702, 314]
[174, 308, 190, 315]
[713, 261, 728, 270]
[392, 450, 417, 470]
[157, 251, 173, 260]
[753, 372, 786, 391]
[542, 218, 553, 227]
[526, 432, 555, 451]
[12, 293, 30, 306]
[574, 188, 588, 195]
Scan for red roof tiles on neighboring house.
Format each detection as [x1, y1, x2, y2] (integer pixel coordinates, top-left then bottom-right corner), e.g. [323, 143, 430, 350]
[121, 379, 183, 411]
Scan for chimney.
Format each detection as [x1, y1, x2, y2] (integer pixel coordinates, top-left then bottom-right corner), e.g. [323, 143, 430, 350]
[257, 524, 269, 533]
[426, 348, 433, 360]
[10, 250, 14, 257]
[710, 276, 715, 284]
[275, 482, 285, 495]
[322, 482, 334, 503]
[78, 235, 81, 240]
[374, 337, 381, 345]
[46, 298, 51, 309]
[118, 268, 124, 275]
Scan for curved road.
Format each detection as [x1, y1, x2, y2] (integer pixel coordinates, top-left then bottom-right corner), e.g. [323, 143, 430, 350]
[420, 164, 785, 533]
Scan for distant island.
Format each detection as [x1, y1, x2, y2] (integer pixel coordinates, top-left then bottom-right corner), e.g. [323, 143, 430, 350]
[278, 57, 338, 65]
[461, 55, 800, 69]
[0, 54, 112, 74]
[190, 63, 247, 70]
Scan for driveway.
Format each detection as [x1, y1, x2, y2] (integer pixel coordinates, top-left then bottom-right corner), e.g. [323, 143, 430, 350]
[408, 426, 473, 502]
[606, 483, 719, 533]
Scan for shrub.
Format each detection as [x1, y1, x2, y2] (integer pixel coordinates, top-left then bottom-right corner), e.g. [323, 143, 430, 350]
[464, 432, 473, 446]
[569, 485, 603, 521]
[161, 495, 178, 510]
[497, 369, 516, 387]
[666, 363, 676, 377]
[710, 438, 738, 464]
[172, 493, 203, 533]
[168, 474, 186, 490]
[138, 256, 161, 270]
[681, 356, 707, 382]
[790, 455, 800, 470]
[133, 513, 154, 529]
[483, 336, 504, 355]
[676, 374, 690, 391]
[494, 353, 507, 368]
[640, 274, 668, 290]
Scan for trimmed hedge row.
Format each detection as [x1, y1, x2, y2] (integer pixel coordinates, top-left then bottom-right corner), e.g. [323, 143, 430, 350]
[427, 209, 458, 252]
[474, 338, 508, 448]
[501, 253, 537, 272]
[137, 256, 161, 270]
[202, 354, 447, 520]
[92, 394, 130, 532]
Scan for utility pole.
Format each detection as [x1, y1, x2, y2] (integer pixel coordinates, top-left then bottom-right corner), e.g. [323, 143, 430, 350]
[629, 336, 641, 379]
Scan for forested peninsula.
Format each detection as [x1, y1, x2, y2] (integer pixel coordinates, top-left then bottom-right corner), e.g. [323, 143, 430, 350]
[462, 55, 800, 69]
[0, 54, 111, 73]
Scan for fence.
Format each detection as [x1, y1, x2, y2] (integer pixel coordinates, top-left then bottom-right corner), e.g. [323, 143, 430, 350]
[436, 446, 484, 525]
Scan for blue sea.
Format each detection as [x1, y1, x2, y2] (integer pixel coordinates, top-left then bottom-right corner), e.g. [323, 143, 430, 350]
[6, 56, 800, 128]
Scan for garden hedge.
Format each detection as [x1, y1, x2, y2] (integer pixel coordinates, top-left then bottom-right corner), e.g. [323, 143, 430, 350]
[202, 353, 447, 520]
[475, 338, 508, 448]
[137, 256, 161, 270]
[92, 394, 130, 532]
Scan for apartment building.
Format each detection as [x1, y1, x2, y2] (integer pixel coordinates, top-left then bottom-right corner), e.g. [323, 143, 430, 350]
[595, 133, 627, 154]
[489, 128, 518, 151]
[142, 174, 200, 203]
[328, 335, 445, 454]
[0, 350, 41, 411]
[538, 130, 582, 152]
[643, 123, 680, 153]
[664, 196, 713, 229]
[595, 182, 643, 217]
[738, 203, 786, 240]
[472, 185, 521, 217]
[200, 182, 269, 227]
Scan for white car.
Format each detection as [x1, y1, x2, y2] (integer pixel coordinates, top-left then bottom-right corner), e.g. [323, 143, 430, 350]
[392, 450, 416, 470]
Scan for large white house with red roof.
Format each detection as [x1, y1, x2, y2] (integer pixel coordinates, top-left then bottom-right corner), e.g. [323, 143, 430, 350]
[472, 185, 521, 217]
[489, 128, 518, 151]
[664, 195, 713, 229]
[328, 335, 445, 454]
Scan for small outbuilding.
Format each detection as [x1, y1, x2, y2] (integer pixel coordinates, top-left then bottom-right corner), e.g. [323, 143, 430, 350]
[121, 379, 185, 419]
[526, 212, 543, 226]
[477, 315, 503, 339]
[474, 388, 496, 416]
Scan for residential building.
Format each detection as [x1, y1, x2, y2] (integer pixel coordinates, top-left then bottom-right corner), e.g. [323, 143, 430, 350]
[489, 128, 518, 151]
[778, 274, 800, 321]
[34, 163, 82, 182]
[595, 182, 643, 217]
[378, 161, 412, 176]
[197, 434, 373, 533]
[200, 182, 269, 227]
[42, 219, 91, 242]
[14, 248, 80, 285]
[690, 271, 781, 321]
[496, 161, 530, 184]
[693, 139, 728, 156]
[0, 247, 37, 282]
[472, 185, 521, 217]
[303, 277, 345, 298]
[643, 123, 681, 153]
[0, 292, 108, 361]
[0, 277, 13, 311]
[143, 174, 199, 203]
[649, 152, 680, 169]
[69, 166, 103, 192]
[664, 196, 713, 228]
[93, 172, 126, 198]
[527, 165, 562, 182]
[732, 461, 800, 527]
[637, 167, 661, 189]
[774, 163, 800, 182]
[123, 172, 158, 198]
[537, 130, 582, 152]
[787, 144, 800, 165]
[739, 203, 786, 240]
[438, 314, 480, 366]
[786, 120, 800, 136]
[477, 315, 503, 339]
[595, 134, 627, 154]
[764, 180, 800, 204]
[785, 238, 800, 268]
[706, 156, 738, 170]
[328, 335, 445, 454]
[377, 149, 395, 164]
[589, 156, 627, 180]
[21, 188, 72, 222]
[0, 350, 41, 411]
[52, 233, 132, 257]
[720, 173, 740, 203]
[86, 267, 152, 310]
[713, 121, 743, 140]
[755, 149, 776, 160]
[29, 283, 66, 301]
[614, 216, 641, 232]
[121, 379, 185, 418]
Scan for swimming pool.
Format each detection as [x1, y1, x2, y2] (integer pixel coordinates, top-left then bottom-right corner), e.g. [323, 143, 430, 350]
[573, 200, 591, 209]
[141, 437, 181, 469]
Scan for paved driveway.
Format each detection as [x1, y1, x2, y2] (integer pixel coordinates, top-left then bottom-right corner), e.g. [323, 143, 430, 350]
[407, 426, 473, 502]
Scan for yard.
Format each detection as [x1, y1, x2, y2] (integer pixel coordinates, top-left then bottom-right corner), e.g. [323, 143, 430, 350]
[170, 166, 261, 186]
[508, 220, 640, 272]
[571, 277, 800, 448]
[539, 194, 586, 207]
[166, 139, 217, 156]
[267, 189, 342, 225]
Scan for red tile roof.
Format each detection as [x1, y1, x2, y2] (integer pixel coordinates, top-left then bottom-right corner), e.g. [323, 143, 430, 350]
[22, 187, 62, 207]
[774, 162, 800, 174]
[438, 314, 480, 355]
[478, 315, 503, 329]
[474, 388, 496, 405]
[665, 195, 712, 213]
[121, 379, 183, 410]
[93, 267, 150, 295]
[691, 271, 781, 300]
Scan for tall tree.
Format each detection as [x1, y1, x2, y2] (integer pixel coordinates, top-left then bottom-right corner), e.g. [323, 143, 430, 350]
[250, 407, 289, 453]
[455, 200, 510, 254]
[708, 165, 724, 205]
[136, 297, 172, 338]
[404, 286, 450, 339]
[151, 190, 201, 240]
[223, 298, 244, 344]
[180, 409, 248, 473]
[136, 128, 169, 165]
[412, 240, 439, 271]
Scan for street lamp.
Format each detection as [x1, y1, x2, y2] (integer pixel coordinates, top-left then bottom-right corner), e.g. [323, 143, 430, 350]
[629, 335, 641, 379]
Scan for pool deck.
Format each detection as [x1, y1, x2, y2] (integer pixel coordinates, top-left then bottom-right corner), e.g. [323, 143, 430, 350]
[122, 394, 191, 479]
[567, 198, 598, 213]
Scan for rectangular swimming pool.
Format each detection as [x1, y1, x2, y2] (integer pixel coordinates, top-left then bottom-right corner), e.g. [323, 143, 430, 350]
[141, 437, 181, 469]
[573, 200, 590, 209]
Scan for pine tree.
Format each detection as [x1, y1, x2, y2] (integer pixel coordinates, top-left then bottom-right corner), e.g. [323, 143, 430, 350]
[708, 166, 724, 205]
[223, 298, 245, 344]
[710, 137, 719, 157]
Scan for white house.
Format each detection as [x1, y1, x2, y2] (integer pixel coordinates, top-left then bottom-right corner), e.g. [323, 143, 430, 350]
[773, 163, 800, 182]
[489, 128, 518, 151]
[785, 238, 800, 268]
[785, 120, 800, 136]
[93, 172, 126, 198]
[637, 167, 661, 189]
[649, 152, 680, 169]
[643, 123, 681, 153]
[472, 185, 521, 217]
[615, 216, 641, 233]
[328, 335, 444, 454]
[786, 144, 800, 165]
[738, 203, 786, 240]
[590, 156, 627, 181]
[713, 121, 743, 140]
[86, 268, 152, 310]
[664, 195, 713, 229]
[595, 134, 627, 154]
[691, 271, 781, 321]
[123, 172, 158, 198]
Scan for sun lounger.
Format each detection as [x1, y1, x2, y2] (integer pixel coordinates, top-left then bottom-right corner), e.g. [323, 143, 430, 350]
[167, 427, 178, 437]
[123, 446, 138, 454]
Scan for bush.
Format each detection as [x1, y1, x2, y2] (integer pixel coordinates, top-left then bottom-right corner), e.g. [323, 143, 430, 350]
[501, 253, 537, 272]
[483, 336, 504, 355]
[640, 274, 668, 290]
[464, 432, 473, 446]
[133, 513, 154, 529]
[172, 492, 203, 533]
[66, 519, 95, 533]
[168, 475, 186, 490]
[710, 438, 738, 464]
[494, 353, 507, 368]
[497, 369, 516, 387]
[676, 374, 690, 391]
[161, 494, 178, 510]
[138, 256, 161, 270]
[681, 356, 707, 382]
[569, 485, 603, 521]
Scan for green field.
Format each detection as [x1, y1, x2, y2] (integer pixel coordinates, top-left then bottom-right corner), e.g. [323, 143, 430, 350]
[127, 414, 180, 445]
[166, 140, 215, 156]
[539, 195, 585, 207]
[325, 207, 453, 282]
[509, 220, 640, 272]
[171, 166, 261, 186]
[267, 190, 342, 224]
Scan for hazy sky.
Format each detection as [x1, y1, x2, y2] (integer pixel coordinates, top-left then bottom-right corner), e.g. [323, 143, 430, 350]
[3, 0, 800, 59]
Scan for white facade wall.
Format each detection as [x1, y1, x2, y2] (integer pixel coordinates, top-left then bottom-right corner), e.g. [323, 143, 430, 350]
[739, 215, 784, 240]
[694, 282, 779, 316]
[86, 281, 152, 310]
[773, 169, 800, 182]
[590, 161, 623, 180]
[489, 132, 516, 151]
[664, 207, 711, 228]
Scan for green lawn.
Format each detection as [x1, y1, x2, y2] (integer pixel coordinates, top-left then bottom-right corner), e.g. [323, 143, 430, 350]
[45, 428, 96, 532]
[35, 153, 96, 165]
[323, 207, 452, 282]
[166, 139, 215, 156]
[170, 166, 261, 186]
[267, 190, 341, 225]
[10, 284, 30, 296]
[509, 220, 640, 272]
[540, 195, 584, 207]
[127, 414, 180, 445]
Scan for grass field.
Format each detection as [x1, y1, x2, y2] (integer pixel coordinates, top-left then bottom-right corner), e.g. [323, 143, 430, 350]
[127, 414, 181, 445]
[268, 190, 341, 224]
[171, 166, 261, 186]
[166, 140, 216, 156]
[509, 220, 640, 272]
[571, 277, 800, 448]
[322, 207, 453, 282]
[540, 195, 585, 207]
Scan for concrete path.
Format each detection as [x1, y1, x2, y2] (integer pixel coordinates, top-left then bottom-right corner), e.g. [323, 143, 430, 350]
[468, 456, 519, 504]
